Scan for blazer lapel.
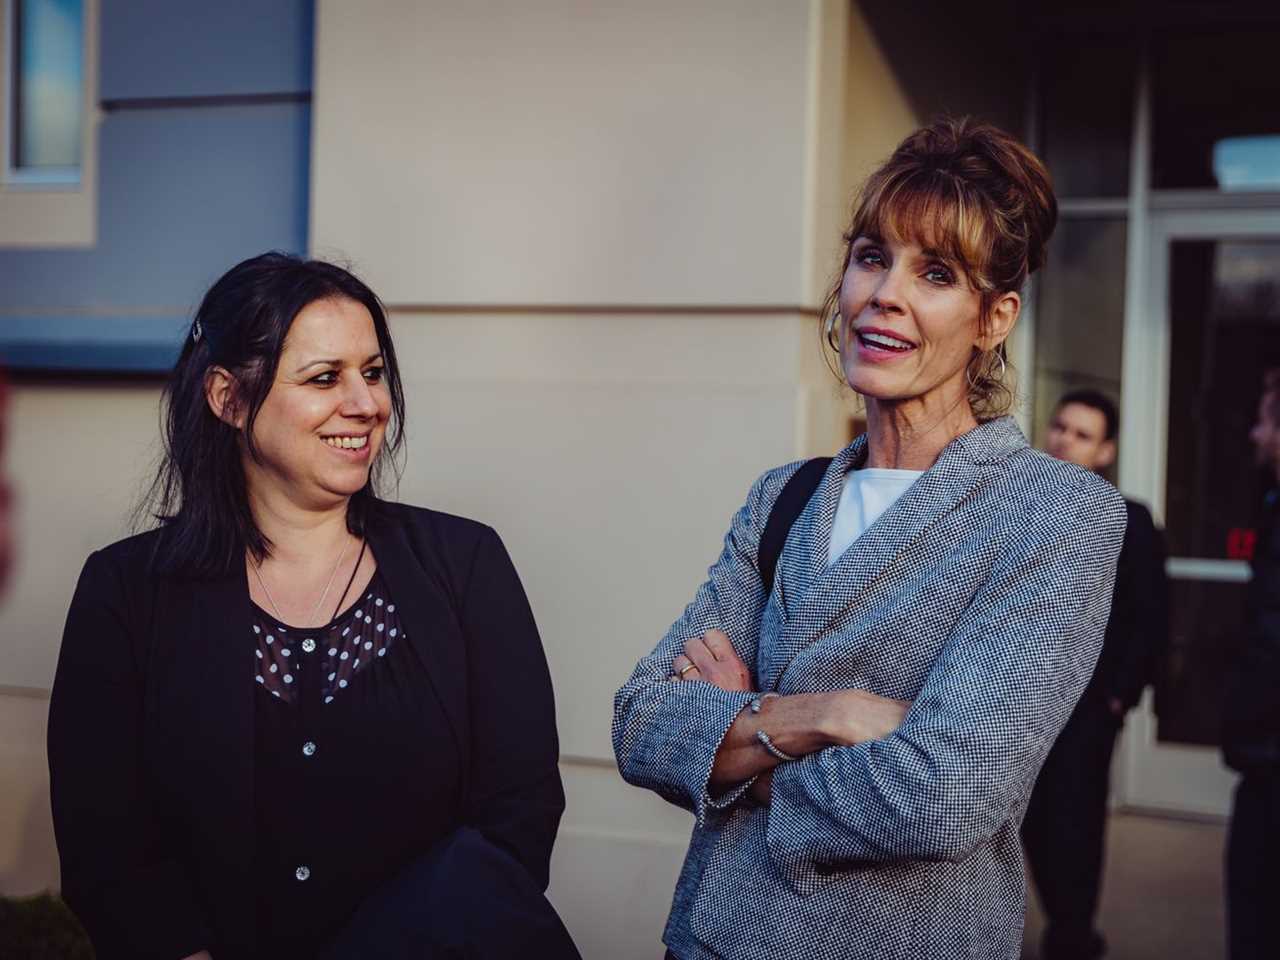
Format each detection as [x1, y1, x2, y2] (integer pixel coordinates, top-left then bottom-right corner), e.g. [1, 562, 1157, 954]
[365, 507, 468, 766]
[763, 421, 1025, 690]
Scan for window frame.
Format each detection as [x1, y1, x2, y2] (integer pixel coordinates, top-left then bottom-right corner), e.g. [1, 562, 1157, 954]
[0, 0, 98, 247]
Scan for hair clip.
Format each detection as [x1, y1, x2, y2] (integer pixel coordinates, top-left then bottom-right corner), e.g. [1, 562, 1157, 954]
[192, 319, 203, 342]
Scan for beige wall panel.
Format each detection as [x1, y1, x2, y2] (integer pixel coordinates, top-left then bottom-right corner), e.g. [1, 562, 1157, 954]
[0, 693, 58, 896]
[803, 0, 851, 307]
[0, 384, 160, 690]
[311, 0, 813, 306]
[386, 311, 806, 386]
[552, 759, 690, 959]
[549, 820, 687, 960]
[842, 2, 918, 200]
[387, 313, 807, 760]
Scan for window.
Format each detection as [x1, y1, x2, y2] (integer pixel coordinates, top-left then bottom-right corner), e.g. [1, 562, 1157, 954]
[9, 0, 83, 181]
[1152, 28, 1280, 192]
[0, 0, 97, 246]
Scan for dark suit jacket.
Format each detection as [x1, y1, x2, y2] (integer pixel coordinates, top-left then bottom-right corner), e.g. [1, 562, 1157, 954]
[48, 501, 565, 960]
[1224, 489, 1280, 773]
[1084, 498, 1169, 712]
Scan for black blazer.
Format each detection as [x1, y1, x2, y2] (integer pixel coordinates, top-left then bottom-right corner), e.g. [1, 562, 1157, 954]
[1084, 498, 1169, 711]
[48, 502, 565, 960]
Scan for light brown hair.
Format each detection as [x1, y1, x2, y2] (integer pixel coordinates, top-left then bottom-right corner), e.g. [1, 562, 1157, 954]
[823, 117, 1058, 418]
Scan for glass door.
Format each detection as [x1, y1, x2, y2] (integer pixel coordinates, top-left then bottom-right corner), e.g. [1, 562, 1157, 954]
[1118, 208, 1280, 817]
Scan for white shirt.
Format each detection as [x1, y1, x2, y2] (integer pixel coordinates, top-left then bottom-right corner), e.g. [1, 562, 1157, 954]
[827, 467, 924, 565]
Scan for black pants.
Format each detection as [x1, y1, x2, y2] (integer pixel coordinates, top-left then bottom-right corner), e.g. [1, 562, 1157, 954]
[1227, 774, 1280, 960]
[321, 827, 581, 960]
[1021, 700, 1121, 960]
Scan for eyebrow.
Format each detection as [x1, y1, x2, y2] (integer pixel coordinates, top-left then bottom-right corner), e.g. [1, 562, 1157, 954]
[853, 234, 954, 263]
[294, 352, 383, 374]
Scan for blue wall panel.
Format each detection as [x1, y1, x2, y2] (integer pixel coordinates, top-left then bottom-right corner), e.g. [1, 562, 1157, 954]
[0, 104, 310, 308]
[0, 0, 314, 372]
[101, 0, 313, 100]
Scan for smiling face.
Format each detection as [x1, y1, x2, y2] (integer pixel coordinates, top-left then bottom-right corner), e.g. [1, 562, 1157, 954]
[242, 296, 391, 512]
[838, 234, 1012, 415]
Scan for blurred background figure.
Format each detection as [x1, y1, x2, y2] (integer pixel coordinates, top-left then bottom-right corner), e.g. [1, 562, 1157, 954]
[1221, 371, 1280, 960]
[0, 370, 11, 598]
[1023, 390, 1169, 960]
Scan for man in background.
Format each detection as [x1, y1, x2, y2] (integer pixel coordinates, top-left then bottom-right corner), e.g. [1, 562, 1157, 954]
[1222, 370, 1280, 960]
[1022, 389, 1169, 960]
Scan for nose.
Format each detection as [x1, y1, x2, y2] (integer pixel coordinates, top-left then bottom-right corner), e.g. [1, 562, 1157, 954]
[341, 372, 379, 419]
[869, 261, 908, 315]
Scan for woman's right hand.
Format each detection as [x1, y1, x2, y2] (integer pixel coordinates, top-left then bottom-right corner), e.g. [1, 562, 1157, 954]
[818, 689, 912, 746]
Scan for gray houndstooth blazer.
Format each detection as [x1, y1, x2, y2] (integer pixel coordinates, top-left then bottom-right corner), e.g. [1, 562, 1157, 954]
[612, 417, 1127, 960]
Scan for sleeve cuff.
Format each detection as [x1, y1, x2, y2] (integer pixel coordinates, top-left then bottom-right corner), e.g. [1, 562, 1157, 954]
[703, 773, 759, 813]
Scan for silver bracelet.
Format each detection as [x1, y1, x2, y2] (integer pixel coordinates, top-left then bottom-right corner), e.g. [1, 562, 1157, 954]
[756, 729, 799, 762]
[750, 693, 798, 761]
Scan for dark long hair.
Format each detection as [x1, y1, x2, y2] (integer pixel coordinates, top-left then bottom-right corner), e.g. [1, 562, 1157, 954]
[139, 252, 406, 578]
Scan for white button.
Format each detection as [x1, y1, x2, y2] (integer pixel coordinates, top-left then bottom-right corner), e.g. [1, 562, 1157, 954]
[302, 638, 317, 653]
[302, 741, 317, 757]
[295, 865, 310, 881]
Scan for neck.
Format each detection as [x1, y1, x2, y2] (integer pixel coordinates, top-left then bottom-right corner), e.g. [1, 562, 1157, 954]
[863, 388, 979, 471]
[248, 484, 354, 566]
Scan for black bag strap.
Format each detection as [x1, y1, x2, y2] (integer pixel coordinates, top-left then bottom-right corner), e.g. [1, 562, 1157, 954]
[758, 457, 831, 595]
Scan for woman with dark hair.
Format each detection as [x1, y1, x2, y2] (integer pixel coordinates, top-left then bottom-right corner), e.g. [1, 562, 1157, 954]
[48, 253, 578, 960]
[613, 119, 1128, 960]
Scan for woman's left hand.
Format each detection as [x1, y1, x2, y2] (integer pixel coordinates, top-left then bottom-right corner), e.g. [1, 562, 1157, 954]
[672, 629, 753, 692]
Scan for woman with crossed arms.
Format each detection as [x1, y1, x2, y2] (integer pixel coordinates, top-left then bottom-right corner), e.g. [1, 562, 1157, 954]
[614, 119, 1127, 960]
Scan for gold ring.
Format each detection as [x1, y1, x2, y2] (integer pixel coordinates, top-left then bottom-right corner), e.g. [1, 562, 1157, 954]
[677, 662, 697, 678]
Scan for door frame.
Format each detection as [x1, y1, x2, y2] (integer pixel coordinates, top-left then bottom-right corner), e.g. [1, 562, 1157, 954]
[1114, 204, 1280, 817]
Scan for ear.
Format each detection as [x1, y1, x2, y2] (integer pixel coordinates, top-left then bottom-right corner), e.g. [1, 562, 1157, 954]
[204, 366, 245, 429]
[1096, 438, 1117, 471]
[978, 290, 1021, 351]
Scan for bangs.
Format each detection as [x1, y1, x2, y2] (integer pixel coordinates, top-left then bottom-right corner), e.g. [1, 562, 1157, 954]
[849, 170, 997, 291]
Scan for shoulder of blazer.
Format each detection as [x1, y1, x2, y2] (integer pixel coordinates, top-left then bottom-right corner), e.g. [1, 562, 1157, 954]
[90, 527, 165, 579]
[364, 499, 501, 610]
[994, 446, 1129, 546]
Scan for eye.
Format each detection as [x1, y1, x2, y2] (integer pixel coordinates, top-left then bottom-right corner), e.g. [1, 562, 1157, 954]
[923, 264, 955, 285]
[854, 246, 885, 267]
[364, 366, 386, 384]
[309, 371, 339, 386]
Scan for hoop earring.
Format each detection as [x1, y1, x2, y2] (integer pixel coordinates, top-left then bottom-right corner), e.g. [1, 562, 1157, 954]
[966, 348, 1007, 391]
[825, 312, 842, 352]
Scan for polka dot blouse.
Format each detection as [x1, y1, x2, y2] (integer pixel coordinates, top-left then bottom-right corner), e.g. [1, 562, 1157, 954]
[247, 566, 459, 956]
[252, 572, 404, 705]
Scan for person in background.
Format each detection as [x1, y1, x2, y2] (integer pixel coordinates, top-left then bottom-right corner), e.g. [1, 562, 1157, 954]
[1222, 370, 1280, 960]
[1021, 389, 1169, 960]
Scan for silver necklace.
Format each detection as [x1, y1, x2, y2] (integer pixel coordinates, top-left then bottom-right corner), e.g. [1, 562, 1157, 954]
[251, 537, 353, 626]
